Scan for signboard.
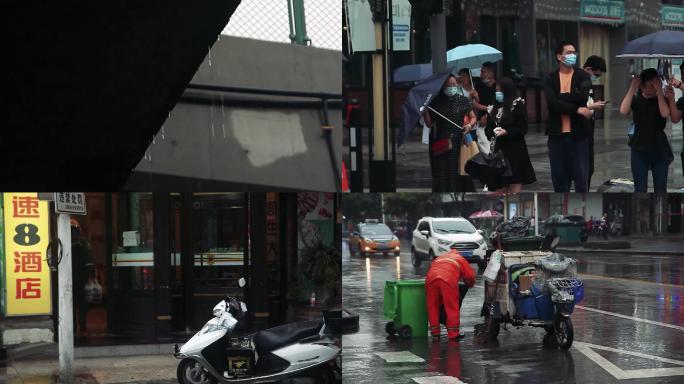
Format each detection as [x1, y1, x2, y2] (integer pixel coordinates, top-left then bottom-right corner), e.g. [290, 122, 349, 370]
[346, 0, 376, 53]
[54, 192, 87, 215]
[2, 193, 52, 316]
[392, 0, 411, 51]
[580, 0, 624, 24]
[662, 6, 684, 29]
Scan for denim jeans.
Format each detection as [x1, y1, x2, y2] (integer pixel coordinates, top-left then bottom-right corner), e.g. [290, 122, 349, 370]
[631, 149, 670, 192]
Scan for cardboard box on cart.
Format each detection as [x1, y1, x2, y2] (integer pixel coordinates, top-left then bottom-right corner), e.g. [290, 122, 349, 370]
[484, 251, 550, 317]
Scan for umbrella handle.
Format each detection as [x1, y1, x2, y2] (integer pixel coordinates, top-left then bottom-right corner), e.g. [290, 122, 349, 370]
[425, 105, 465, 131]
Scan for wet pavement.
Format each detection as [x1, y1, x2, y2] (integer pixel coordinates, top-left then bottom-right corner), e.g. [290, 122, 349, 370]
[348, 109, 684, 191]
[0, 355, 178, 383]
[342, 239, 684, 384]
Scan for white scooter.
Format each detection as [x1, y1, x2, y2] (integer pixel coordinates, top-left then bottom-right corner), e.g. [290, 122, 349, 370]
[174, 278, 340, 383]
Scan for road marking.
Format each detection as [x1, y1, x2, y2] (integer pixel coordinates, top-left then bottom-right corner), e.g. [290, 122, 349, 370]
[575, 305, 684, 332]
[574, 341, 684, 380]
[375, 351, 425, 364]
[579, 273, 683, 289]
[413, 376, 467, 384]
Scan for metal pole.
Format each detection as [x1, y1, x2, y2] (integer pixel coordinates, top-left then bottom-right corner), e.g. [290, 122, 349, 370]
[534, 193, 539, 236]
[292, 0, 309, 45]
[57, 213, 73, 382]
[430, 11, 447, 74]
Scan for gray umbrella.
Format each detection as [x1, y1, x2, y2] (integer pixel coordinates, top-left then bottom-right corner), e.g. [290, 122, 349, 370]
[398, 68, 459, 146]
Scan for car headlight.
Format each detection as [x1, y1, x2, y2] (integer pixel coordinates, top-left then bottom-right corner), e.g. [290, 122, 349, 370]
[476, 238, 485, 246]
[437, 239, 451, 246]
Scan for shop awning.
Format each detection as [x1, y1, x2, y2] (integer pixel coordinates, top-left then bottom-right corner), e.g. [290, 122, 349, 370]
[4, 0, 242, 190]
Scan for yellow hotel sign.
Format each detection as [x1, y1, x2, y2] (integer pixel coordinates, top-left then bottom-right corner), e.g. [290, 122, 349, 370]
[3, 193, 52, 316]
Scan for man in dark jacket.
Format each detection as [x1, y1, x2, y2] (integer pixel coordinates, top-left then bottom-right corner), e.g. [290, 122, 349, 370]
[544, 41, 593, 192]
[582, 56, 608, 189]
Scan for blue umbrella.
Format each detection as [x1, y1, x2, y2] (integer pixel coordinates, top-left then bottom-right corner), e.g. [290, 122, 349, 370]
[446, 44, 503, 70]
[616, 30, 684, 58]
[393, 63, 432, 84]
[398, 68, 459, 146]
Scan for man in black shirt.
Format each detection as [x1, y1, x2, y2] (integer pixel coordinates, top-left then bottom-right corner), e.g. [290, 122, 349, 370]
[474, 61, 497, 122]
[543, 41, 593, 192]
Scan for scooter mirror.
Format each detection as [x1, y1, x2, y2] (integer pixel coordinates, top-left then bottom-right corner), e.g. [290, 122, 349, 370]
[238, 277, 246, 288]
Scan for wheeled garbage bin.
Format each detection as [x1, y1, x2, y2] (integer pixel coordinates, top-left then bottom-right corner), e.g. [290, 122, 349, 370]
[383, 279, 427, 338]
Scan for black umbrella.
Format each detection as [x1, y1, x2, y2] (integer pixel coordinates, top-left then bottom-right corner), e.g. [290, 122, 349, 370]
[616, 30, 684, 58]
[398, 68, 459, 146]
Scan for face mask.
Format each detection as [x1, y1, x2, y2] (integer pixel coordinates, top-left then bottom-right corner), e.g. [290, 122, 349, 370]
[590, 74, 599, 81]
[562, 53, 577, 66]
[443, 86, 460, 97]
[495, 91, 504, 103]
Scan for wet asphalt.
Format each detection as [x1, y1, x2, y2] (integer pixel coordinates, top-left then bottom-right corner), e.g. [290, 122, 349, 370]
[341, 239, 684, 384]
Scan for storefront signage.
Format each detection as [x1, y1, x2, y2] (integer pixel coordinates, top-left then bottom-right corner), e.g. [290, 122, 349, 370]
[662, 6, 684, 29]
[392, 0, 411, 51]
[2, 193, 52, 316]
[54, 192, 87, 215]
[580, 0, 624, 24]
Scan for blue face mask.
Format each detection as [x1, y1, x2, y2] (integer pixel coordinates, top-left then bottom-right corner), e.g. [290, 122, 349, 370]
[590, 74, 599, 81]
[562, 53, 577, 66]
[495, 91, 504, 103]
[443, 86, 460, 97]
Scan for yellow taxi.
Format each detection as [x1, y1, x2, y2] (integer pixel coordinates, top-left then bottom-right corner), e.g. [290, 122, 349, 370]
[349, 219, 401, 257]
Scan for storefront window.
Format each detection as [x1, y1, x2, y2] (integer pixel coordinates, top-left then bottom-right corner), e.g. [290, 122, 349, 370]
[192, 193, 245, 295]
[111, 193, 154, 291]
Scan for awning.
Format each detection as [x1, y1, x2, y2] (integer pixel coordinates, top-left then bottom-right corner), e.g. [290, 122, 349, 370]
[4, 0, 242, 190]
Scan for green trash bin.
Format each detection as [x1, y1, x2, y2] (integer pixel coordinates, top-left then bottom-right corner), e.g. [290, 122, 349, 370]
[383, 279, 427, 338]
[549, 224, 581, 245]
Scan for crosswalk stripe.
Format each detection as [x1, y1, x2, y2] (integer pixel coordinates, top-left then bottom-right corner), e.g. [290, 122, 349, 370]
[412, 376, 467, 384]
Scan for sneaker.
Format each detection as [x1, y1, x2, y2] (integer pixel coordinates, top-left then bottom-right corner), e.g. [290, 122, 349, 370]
[432, 335, 441, 342]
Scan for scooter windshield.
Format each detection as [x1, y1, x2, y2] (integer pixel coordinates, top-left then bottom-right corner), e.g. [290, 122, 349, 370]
[200, 315, 238, 335]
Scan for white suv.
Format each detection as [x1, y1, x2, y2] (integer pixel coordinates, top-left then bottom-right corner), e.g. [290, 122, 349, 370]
[411, 217, 488, 268]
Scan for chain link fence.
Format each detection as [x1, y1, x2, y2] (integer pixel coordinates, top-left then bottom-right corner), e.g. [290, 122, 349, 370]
[222, 0, 341, 51]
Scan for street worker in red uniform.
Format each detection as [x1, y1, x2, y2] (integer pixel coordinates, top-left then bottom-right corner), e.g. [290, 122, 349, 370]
[425, 249, 476, 340]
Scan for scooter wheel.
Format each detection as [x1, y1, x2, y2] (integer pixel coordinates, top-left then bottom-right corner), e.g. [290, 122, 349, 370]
[385, 321, 397, 335]
[177, 359, 217, 384]
[398, 325, 412, 338]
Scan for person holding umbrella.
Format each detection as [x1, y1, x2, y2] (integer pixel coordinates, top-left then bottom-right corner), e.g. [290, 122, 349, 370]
[423, 73, 477, 192]
[619, 68, 672, 192]
[484, 77, 536, 192]
[543, 41, 593, 192]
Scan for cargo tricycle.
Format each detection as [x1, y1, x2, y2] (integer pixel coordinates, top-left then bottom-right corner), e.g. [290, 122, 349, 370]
[480, 239, 584, 349]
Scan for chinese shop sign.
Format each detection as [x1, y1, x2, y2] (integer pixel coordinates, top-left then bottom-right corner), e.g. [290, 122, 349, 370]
[3, 193, 52, 316]
[54, 192, 87, 215]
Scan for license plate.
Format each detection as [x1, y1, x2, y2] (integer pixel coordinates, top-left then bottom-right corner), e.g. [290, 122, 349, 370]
[460, 250, 473, 257]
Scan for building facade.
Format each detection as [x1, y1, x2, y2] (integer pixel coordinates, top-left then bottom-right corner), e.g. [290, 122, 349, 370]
[0, 192, 340, 347]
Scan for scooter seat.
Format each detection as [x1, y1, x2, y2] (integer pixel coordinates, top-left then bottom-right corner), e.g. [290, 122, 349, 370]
[253, 320, 324, 352]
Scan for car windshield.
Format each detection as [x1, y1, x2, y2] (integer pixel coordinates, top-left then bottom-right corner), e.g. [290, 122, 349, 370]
[361, 224, 393, 236]
[432, 220, 476, 234]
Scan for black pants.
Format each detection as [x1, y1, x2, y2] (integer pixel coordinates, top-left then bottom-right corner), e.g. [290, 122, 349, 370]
[548, 135, 589, 192]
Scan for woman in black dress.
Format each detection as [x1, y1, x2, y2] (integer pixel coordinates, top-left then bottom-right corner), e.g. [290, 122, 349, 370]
[485, 77, 536, 192]
[424, 74, 477, 192]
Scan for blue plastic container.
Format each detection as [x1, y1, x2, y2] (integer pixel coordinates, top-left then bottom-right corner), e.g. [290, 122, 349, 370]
[514, 296, 539, 319]
[533, 285, 555, 320]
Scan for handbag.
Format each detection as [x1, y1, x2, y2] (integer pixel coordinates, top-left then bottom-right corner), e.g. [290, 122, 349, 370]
[459, 133, 480, 176]
[431, 119, 452, 155]
[431, 137, 452, 156]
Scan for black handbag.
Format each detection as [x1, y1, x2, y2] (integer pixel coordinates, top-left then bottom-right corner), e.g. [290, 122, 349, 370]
[464, 137, 513, 186]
